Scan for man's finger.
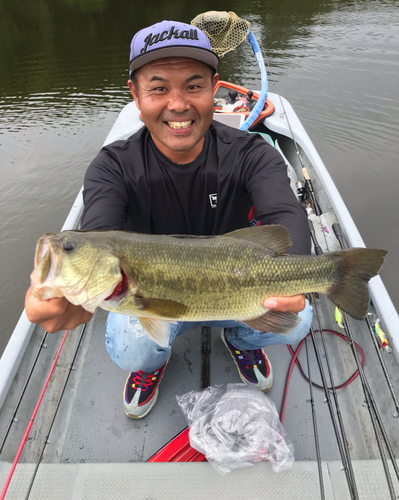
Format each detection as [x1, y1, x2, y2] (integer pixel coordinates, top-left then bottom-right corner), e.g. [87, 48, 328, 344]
[41, 308, 93, 333]
[263, 295, 306, 313]
[25, 287, 69, 323]
[25, 287, 93, 332]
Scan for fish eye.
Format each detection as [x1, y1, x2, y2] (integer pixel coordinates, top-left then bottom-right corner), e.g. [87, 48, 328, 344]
[63, 239, 77, 253]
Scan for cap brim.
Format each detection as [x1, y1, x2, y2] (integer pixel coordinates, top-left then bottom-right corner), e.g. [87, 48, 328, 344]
[129, 45, 219, 73]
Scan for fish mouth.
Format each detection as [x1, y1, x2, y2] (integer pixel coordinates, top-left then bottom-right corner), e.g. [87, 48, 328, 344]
[104, 269, 129, 304]
[31, 235, 64, 300]
[31, 232, 124, 308]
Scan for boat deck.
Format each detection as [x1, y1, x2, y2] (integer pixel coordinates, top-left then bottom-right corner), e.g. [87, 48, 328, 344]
[1, 295, 399, 498]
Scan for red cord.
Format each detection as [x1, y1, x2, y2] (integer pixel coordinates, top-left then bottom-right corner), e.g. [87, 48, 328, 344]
[1, 329, 69, 500]
[280, 329, 364, 424]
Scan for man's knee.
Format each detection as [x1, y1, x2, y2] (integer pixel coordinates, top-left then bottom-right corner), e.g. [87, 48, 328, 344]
[107, 344, 152, 372]
[105, 313, 170, 372]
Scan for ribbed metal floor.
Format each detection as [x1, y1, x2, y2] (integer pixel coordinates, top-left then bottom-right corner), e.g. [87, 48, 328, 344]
[1, 460, 399, 500]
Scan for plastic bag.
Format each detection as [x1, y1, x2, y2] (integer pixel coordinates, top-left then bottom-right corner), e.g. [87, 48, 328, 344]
[176, 383, 294, 474]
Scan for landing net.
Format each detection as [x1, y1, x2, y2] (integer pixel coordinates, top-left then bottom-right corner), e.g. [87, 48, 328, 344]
[191, 11, 250, 57]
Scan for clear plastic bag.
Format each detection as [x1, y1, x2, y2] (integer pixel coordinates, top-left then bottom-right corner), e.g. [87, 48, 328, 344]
[176, 383, 294, 474]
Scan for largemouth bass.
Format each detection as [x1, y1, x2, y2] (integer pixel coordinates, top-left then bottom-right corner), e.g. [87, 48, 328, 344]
[30, 225, 387, 347]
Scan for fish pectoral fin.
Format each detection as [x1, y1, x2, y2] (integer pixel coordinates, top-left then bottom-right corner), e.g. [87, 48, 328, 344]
[244, 310, 301, 335]
[223, 225, 292, 255]
[138, 318, 171, 347]
[133, 296, 188, 318]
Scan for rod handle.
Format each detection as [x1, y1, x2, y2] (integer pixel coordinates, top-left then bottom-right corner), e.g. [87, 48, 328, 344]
[332, 223, 345, 249]
[302, 167, 310, 180]
[308, 219, 323, 255]
[302, 168, 322, 215]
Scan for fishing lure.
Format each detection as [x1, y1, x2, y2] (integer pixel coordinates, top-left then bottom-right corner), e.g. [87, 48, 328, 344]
[335, 307, 344, 329]
[374, 319, 388, 348]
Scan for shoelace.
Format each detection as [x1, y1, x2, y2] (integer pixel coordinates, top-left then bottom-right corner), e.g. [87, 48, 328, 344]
[239, 349, 262, 369]
[132, 370, 159, 391]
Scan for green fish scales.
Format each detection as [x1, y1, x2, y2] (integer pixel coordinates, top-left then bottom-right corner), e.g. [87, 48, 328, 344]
[115, 236, 335, 321]
[30, 225, 387, 346]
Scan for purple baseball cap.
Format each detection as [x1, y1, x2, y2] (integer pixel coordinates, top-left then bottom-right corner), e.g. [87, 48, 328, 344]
[129, 20, 219, 75]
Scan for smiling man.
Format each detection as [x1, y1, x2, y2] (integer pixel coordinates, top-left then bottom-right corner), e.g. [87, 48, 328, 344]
[25, 20, 312, 420]
[128, 58, 217, 163]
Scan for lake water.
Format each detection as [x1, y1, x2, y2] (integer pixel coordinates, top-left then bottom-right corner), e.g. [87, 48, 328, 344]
[1, 0, 398, 354]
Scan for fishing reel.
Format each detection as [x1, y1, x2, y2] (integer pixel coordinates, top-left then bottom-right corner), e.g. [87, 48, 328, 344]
[296, 180, 314, 215]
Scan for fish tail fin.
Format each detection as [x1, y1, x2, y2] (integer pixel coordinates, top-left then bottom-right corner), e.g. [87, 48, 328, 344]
[326, 248, 388, 320]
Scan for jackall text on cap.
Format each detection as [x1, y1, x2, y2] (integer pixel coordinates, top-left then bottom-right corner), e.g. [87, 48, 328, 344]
[129, 20, 219, 74]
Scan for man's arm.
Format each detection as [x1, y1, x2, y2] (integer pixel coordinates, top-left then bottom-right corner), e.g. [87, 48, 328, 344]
[242, 138, 311, 313]
[26, 148, 128, 331]
[80, 149, 129, 231]
[242, 138, 311, 256]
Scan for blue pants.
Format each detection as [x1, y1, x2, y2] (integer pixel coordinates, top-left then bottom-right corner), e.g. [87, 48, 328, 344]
[105, 300, 313, 373]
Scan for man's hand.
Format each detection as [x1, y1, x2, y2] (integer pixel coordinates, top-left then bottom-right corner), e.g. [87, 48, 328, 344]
[263, 294, 306, 314]
[25, 287, 93, 333]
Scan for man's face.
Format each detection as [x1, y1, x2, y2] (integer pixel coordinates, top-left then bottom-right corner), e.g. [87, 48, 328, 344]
[129, 58, 218, 163]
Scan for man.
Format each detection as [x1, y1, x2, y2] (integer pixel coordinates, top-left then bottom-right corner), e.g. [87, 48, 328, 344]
[25, 20, 312, 419]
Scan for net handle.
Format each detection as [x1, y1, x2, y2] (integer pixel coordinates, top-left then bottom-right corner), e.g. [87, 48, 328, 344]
[239, 31, 268, 131]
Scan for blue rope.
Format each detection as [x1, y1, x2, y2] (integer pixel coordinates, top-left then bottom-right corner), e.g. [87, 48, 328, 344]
[239, 31, 268, 131]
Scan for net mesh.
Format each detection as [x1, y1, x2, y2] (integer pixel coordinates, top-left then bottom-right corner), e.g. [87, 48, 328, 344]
[191, 11, 251, 58]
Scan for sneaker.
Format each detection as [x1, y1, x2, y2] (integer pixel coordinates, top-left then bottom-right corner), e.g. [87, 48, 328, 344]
[123, 357, 169, 419]
[221, 329, 273, 392]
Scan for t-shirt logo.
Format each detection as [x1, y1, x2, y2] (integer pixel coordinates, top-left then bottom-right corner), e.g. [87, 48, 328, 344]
[209, 193, 217, 208]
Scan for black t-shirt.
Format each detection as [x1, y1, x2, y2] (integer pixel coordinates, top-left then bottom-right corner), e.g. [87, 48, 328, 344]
[81, 120, 310, 255]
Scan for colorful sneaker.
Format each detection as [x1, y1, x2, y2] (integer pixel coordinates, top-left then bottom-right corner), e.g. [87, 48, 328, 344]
[221, 329, 273, 392]
[123, 357, 169, 419]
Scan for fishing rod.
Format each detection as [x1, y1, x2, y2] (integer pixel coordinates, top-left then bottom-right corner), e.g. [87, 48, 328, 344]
[310, 301, 359, 499]
[308, 219, 323, 255]
[257, 38, 329, 254]
[304, 194, 358, 495]
[254, 31, 360, 498]
[333, 222, 399, 417]
[303, 180, 399, 498]
[258, 24, 399, 497]
[330, 222, 399, 494]
[304, 335, 325, 500]
[365, 315, 399, 417]
[193, 13, 396, 494]
[340, 313, 398, 499]
[261, 28, 398, 492]
[334, 300, 399, 480]
[300, 168, 323, 217]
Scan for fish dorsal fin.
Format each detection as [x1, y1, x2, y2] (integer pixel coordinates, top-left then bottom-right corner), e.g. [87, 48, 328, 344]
[223, 225, 292, 254]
